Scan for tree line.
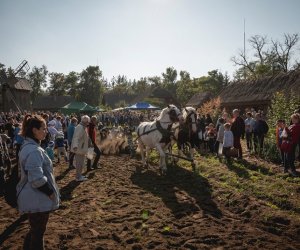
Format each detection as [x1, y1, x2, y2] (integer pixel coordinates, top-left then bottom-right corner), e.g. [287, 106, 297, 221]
[0, 33, 299, 108]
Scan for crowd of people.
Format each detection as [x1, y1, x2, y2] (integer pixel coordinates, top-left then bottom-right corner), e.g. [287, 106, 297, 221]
[194, 108, 300, 176]
[0, 107, 299, 249]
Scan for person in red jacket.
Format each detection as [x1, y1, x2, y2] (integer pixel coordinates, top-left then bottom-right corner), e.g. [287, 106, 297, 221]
[286, 113, 300, 176]
[87, 116, 101, 171]
[231, 109, 245, 159]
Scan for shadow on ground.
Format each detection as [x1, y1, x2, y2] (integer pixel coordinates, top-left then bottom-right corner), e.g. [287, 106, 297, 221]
[131, 164, 222, 219]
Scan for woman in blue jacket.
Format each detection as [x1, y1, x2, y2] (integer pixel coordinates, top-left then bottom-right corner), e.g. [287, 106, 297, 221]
[17, 114, 60, 250]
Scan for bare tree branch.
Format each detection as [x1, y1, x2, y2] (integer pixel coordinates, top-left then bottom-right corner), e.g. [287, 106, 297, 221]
[249, 35, 268, 64]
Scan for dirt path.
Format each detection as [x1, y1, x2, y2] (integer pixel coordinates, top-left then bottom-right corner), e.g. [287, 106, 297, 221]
[0, 155, 299, 249]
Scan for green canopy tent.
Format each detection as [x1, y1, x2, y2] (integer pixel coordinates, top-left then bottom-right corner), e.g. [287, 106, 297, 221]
[60, 101, 97, 115]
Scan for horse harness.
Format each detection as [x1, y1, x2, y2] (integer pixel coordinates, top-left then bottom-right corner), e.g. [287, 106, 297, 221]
[137, 120, 172, 143]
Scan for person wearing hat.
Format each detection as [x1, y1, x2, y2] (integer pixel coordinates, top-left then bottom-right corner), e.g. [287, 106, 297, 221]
[230, 109, 245, 159]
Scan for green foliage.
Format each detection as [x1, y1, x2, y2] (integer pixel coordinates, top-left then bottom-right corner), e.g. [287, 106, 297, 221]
[268, 92, 300, 140]
[262, 91, 300, 162]
[27, 65, 48, 102]
[79, 66, 104, 106]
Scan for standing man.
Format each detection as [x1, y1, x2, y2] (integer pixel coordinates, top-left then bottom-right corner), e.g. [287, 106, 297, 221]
[71, 115, 90, 182]
[231, 109, 245, 159]
[87, 116, 101, 171]
[253, 113, 269, 154]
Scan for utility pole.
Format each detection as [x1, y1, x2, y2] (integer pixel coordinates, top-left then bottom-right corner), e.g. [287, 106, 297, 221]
[244, 18, 246, 79]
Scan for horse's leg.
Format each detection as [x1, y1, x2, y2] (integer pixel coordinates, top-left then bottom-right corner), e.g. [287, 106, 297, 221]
[145, 146, 150, 168]
[138, 139, 146, 167]
[155, 143, 166, 174]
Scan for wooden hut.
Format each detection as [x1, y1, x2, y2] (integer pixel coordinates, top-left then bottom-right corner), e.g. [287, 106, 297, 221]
[186, 92, 213, 108]
[0, 77, 32, 112]
[219, 70, 300, 112]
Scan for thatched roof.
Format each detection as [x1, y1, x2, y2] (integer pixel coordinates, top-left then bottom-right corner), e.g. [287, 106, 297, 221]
[219, 70, 300, 106]
[32, 95, 74, 111]
[186, 92, 213, 107]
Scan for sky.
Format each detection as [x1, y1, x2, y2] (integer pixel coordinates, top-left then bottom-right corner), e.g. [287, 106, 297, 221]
[0, 0, 299, 81]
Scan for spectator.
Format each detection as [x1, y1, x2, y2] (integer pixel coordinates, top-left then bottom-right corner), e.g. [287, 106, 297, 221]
[285, 114, 300, 176]
[13, 123, 24, 164]
[48, 120, 58, 141]
[244, 112, 255, 152]
[55, 116, 63, 131]
[55, 131, 68, 164]
[87, 116, 101, 171]
[253, 113, 269, 154]
[215, 118, 225, 156]
[205, 114, 213, 127]
[276, 119, 286, 166]
[67, 117, 78, 169]
[17, 114, 60, 249]
[4, 117, 15, 154]
[231, 109, 245, 159]
[207, 123, 216, 153]
[45, 141, 55, 161]
[71, 115, 90, 182]
[223, 123, 234, 161]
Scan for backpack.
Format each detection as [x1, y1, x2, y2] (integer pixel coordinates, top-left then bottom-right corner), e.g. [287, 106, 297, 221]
[3, 164, 20, 208]
[3, 143, 34, 208]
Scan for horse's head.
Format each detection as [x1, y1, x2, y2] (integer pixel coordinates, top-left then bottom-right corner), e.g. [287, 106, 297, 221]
[167, 104, 183, 123]
[183, 107, 197, 133]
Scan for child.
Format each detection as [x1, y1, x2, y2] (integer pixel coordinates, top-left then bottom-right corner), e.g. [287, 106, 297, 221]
[45, 141, 55, 161]
[203, 126, 210, 151]
[55, 131, 68, 163]
[215, 118, 225, 156]
[207, 123, 216, 153]
[276, 119, 286, 166]
[223, 123, 234, 161]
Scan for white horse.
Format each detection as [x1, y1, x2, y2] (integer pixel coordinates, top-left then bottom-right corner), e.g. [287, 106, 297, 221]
[136, 105, 183, 174]
[171, 107, 198, 169]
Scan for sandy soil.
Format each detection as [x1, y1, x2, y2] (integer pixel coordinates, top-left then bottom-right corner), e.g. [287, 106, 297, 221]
[0, 154, 300, 249]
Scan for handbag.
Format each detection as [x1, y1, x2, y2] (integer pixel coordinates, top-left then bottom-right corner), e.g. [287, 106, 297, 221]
[87, 147, 95, 160]
[228, 147, 239, 157]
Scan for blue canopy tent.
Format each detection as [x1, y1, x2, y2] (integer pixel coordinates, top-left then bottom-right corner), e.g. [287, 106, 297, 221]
[126, 102, 159, 110]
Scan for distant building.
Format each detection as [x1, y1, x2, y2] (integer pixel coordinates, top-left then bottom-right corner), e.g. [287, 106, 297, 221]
[186, 92, 213, 108]
[219, 70, 300, 112]
[32, 95, 74, 112]
[0, 77, 32, 112]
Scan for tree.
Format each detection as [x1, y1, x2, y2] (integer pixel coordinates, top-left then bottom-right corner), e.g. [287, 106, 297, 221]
[64, 71, 80, 98]
[27, 65, 48, 102]
[162, 67, 177, 94]
[79, 66, 104, 106]
[48, 72, 66, 96]
[176, 70, 193, 104]
[271, 33, 299, 72]
[232, 33, 300, 80]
